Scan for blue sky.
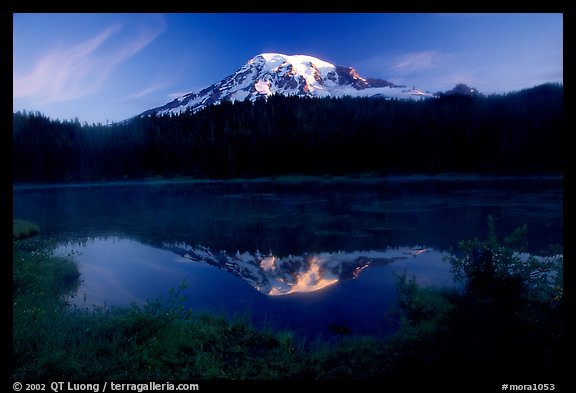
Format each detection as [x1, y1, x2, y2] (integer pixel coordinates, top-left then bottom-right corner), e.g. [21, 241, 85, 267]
[13, 13, 563, 124]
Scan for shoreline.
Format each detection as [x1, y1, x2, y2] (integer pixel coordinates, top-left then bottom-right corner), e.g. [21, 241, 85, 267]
[12, 172, 564, 191]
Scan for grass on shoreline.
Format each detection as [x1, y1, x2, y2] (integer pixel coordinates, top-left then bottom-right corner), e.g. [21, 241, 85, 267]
[13, 219, 40, 239]
[11, 235, 452, 380]
[12, 220, 565, 383]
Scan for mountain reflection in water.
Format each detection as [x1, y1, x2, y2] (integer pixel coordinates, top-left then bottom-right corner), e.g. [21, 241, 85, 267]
[54, 237, 454, 337]
[162, 243, 430, 296]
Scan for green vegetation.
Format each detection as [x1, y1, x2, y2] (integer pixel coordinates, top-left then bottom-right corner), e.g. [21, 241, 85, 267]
[441, 217, 564, 378]
[13, 219, 40, 239]
[13, 83, 562, 182]
[13, 219, 564, 383]
[13, 235, 302, 379]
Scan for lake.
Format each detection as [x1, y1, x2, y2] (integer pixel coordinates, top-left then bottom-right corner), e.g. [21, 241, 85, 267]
[12, 175, 563, 339]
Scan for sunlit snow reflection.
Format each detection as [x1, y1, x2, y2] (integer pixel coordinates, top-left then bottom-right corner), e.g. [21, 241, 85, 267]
[163, 242, 431, 296]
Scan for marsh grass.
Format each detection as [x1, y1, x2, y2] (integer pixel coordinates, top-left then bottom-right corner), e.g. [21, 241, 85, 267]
[12, 238, 308, 380]
[13, 219, 40, 239]
[12, 236, 416, 380]
[12, 219, 565, 382]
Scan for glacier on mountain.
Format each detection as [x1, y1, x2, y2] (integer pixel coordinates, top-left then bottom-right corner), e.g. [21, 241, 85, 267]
[139, 53, 434, 117]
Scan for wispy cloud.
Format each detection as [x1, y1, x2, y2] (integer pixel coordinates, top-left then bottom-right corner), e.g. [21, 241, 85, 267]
[13, 15, 166, 103]
[390, 51, 446, 73]
[121, 84, 169, 101]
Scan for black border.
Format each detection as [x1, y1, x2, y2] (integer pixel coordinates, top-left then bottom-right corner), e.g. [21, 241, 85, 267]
[7, 1, 572, 391]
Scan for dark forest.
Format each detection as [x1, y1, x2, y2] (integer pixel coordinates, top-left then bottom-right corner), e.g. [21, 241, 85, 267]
[13, 83, 562, 183]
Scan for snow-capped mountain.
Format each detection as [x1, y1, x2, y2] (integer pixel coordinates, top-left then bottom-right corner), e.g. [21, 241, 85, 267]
[162, 242, 430, 296]
[140, 53, 433, 117]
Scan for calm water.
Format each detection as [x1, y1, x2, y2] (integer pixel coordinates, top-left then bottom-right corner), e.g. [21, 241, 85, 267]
[13, 176, 563, 339]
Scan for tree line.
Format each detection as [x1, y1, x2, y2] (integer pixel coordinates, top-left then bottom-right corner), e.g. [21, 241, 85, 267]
[12, 83, 562, 183]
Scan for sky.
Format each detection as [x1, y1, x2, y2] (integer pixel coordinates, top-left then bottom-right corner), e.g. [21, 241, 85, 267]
[13, 13, 563, 125]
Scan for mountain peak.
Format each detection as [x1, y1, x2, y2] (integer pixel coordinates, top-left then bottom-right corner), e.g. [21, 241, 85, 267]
[442, 83, 480, 97]
[139, 53, 432, 117]
[254, 53, 336, 70]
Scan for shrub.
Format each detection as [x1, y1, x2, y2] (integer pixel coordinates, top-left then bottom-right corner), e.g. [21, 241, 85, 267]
[13, 219, 40, 239]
